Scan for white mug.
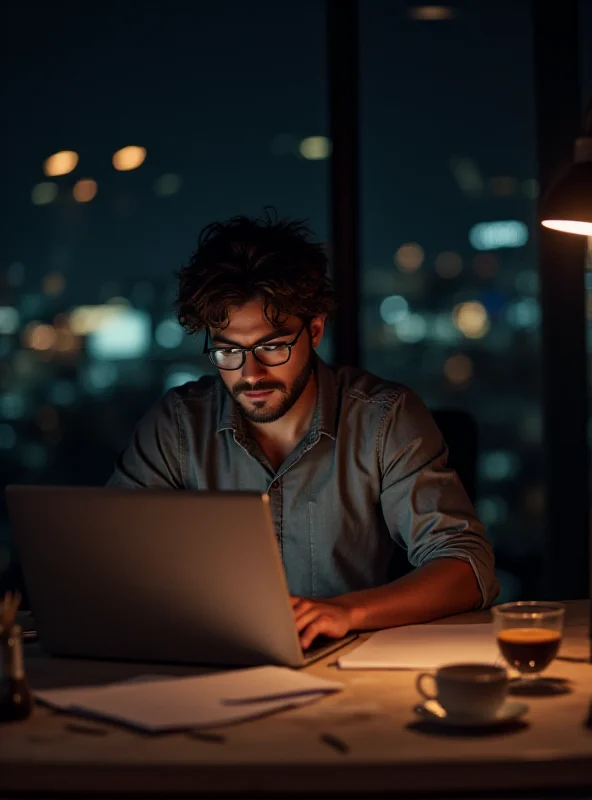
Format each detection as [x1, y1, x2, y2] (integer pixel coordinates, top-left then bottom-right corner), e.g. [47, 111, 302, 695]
[415, 663, 508, 720]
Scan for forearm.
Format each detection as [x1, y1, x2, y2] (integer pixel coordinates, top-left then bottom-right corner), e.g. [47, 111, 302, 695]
[337, 558, 483, 631]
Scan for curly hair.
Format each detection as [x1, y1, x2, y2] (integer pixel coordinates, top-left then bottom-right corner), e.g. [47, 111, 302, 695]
[175, 209, 337, 333]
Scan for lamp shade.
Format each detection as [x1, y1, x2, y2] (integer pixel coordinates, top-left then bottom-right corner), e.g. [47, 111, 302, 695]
[541, 138, 592, 236]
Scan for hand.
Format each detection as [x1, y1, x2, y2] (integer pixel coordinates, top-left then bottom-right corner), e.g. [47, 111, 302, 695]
[290, 596, 353, 650]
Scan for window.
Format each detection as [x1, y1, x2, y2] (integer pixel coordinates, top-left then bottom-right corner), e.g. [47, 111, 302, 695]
[360, 1, 541, 600]
[0, 1, 328, 593]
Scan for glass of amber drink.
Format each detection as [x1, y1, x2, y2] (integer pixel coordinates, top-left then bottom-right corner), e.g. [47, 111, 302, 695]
[492, 601, 565, 686]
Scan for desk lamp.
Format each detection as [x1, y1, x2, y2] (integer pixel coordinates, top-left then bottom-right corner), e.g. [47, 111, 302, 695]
[540, 101, 592, 661]
[542, 104, 592, 235]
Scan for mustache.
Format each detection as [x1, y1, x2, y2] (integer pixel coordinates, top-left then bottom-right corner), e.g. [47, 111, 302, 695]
[233, 382, 285, 396]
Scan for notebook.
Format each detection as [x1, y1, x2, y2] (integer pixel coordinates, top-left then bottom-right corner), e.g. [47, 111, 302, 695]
[337, 623, 499, 669]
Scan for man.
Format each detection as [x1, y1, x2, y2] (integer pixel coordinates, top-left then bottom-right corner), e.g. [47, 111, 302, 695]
[108, 212, 498, 649]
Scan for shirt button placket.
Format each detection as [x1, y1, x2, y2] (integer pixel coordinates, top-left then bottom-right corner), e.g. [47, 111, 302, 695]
[267, 478, 283, 555]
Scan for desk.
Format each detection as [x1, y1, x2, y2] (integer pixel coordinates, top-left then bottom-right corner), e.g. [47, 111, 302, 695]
[2, 601, 592, 798]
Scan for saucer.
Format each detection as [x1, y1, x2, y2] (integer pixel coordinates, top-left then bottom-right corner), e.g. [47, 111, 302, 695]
[413, 699, 528, 728]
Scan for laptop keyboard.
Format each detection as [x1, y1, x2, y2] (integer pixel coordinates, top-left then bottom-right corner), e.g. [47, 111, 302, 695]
[302, 633, 357, 664]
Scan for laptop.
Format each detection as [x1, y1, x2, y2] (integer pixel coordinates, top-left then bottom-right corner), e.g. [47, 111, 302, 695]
[5, 486, 356, 667]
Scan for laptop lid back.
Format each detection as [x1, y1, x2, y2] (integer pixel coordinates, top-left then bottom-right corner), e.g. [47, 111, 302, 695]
[6, 486, 305, 667]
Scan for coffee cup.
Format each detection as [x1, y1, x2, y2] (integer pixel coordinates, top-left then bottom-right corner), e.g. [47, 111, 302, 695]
[415, 663, 508, 720]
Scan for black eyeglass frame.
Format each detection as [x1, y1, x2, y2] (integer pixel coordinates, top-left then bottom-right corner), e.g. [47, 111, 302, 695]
[203, 321, 309, 370]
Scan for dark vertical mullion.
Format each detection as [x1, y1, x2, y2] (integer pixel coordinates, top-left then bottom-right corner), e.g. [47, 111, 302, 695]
[327, 0, 360, 368]
[533, 1, 589, 600]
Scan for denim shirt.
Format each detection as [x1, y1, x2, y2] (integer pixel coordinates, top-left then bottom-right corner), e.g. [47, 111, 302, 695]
[107, 358, 499, 607]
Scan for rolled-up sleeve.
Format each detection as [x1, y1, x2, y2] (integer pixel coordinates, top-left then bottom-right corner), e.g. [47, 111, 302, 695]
[107, 391, 184, 489]
[379, 389, 499, 608]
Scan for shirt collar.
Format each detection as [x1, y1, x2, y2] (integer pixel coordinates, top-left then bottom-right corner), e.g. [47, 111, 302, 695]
[313, 356, 337, 440]
[215, 355, 337, 440]
[216, 381, 244, 436]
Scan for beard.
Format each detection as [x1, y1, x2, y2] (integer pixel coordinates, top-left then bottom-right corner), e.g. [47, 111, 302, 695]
[228, 355, 315, 424]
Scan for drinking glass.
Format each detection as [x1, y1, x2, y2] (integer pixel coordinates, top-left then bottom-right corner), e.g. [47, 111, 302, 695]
[492, 601, 565, 687]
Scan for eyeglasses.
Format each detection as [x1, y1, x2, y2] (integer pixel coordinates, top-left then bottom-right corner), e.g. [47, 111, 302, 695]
[203, 322, 308, 370]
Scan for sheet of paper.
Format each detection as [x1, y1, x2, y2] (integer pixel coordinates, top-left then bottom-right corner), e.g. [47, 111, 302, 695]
[337, 623, 500, 669]
[35, 666, 343, 732]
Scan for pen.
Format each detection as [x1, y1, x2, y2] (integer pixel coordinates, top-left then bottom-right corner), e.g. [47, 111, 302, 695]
[187, 730, 226, 743]
[320, 732, 350, 754]
[65, 722, 109, 736]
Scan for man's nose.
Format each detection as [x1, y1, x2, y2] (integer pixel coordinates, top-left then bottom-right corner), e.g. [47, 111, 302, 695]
[240, 352, 267, 383]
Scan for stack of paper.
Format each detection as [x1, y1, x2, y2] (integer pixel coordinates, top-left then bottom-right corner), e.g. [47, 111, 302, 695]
[338, 623, 500, 669]
[35, 667, 343, 732]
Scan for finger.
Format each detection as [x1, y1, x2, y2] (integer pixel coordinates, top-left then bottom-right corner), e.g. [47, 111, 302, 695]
[293, 601, 314, 620]
[290, 596, 313, 610]
[300, 617, 335, 650]
[294, 608, 324, 634]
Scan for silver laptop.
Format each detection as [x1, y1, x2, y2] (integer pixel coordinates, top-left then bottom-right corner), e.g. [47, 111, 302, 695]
[5, 486, 356, 668]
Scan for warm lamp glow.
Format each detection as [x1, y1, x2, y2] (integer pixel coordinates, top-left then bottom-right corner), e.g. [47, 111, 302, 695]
[409, 6, 455, 20]
[452, 302, 489, 339]
[43, 151, 79, 177]
[73, 179, 98, 203]
[68, 305, 127, 335]
[395, 243, 424, 272]
[541, 219, 592, 236]
[23, 323, 57, 351]
[112, 146, 147, 171]
[539, 141, 592, 236]
[444, 353, 473, 385]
